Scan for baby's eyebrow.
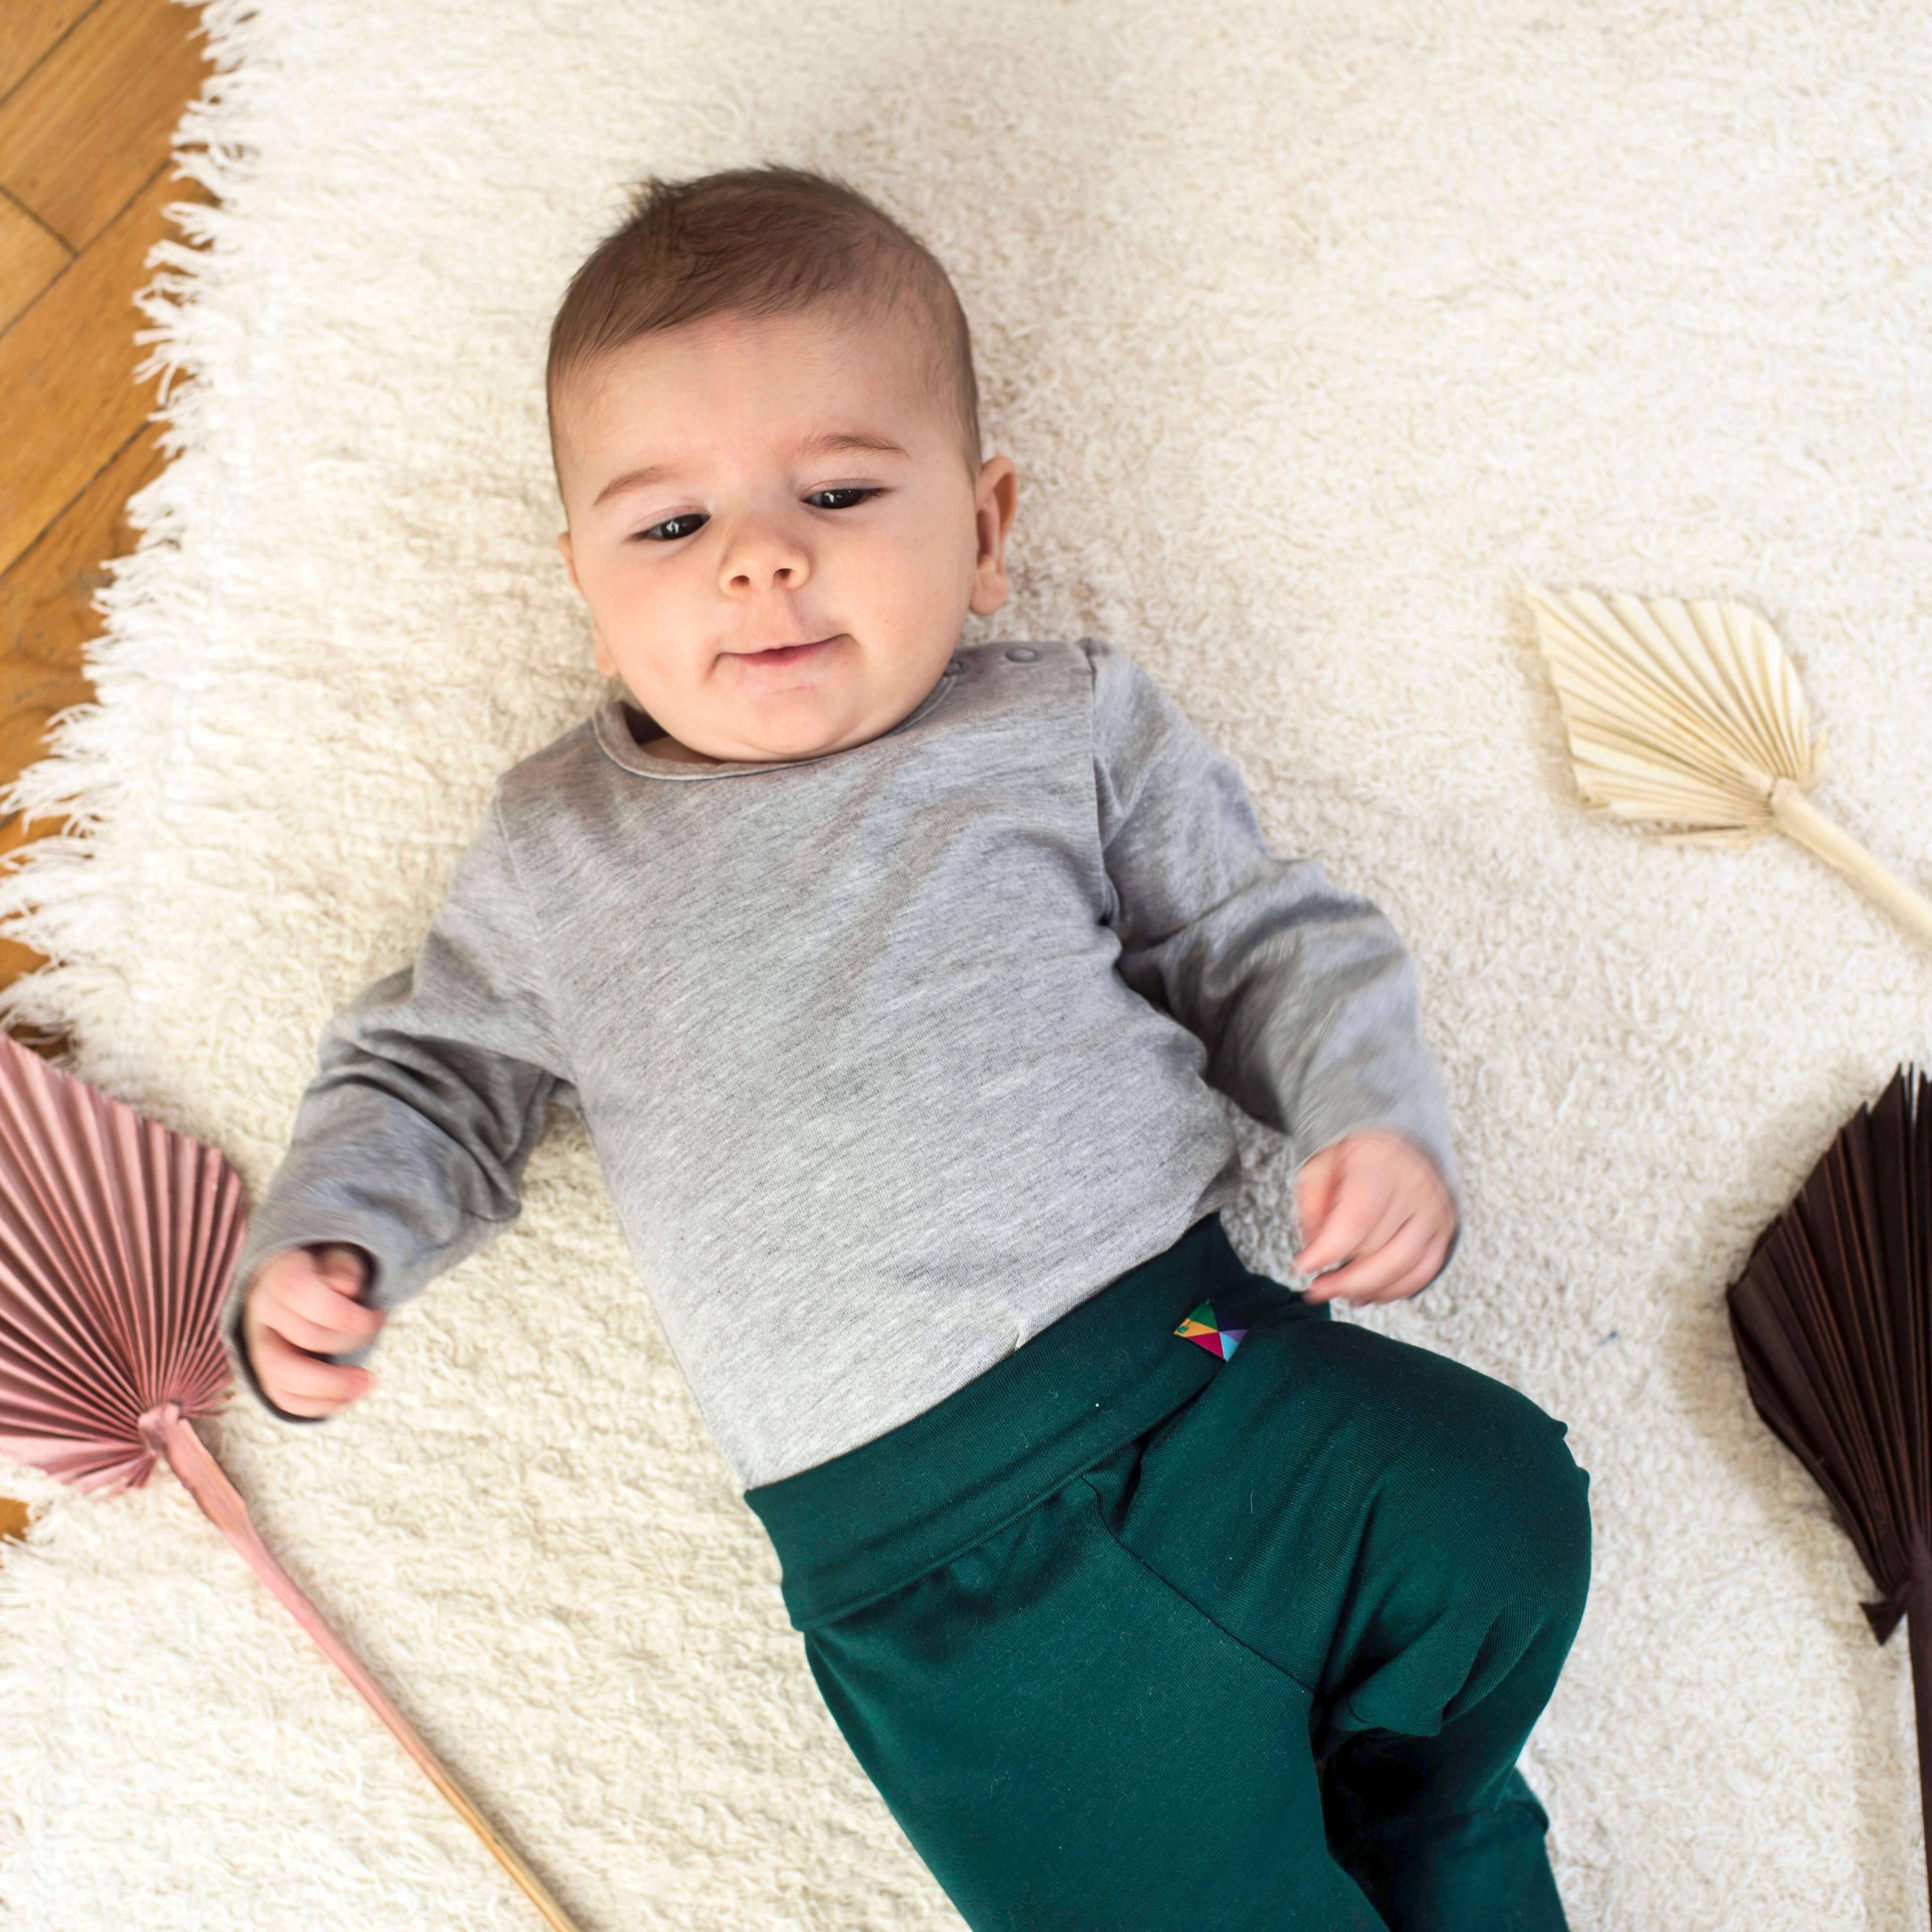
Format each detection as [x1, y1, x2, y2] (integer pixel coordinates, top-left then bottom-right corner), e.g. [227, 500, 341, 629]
[592, 432, 910, 509]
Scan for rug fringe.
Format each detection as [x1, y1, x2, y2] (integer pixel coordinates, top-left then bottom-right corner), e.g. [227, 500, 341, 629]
[0, 0, 269, 1066]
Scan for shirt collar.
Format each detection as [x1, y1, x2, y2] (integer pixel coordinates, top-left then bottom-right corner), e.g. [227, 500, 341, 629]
[591, 659, 961, 779]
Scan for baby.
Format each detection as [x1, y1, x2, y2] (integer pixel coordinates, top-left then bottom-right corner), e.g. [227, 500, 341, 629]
[228, 165, 1590, 1931]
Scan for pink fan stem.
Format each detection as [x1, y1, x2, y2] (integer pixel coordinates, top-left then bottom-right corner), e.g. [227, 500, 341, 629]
[138, 1400, 587, 1932]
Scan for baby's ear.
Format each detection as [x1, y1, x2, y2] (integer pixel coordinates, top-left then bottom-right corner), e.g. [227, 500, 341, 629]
[556, 529, 581, 591]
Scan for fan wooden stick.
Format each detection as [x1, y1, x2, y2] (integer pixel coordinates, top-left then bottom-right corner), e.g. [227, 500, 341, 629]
[1525, 585, 1932, 949]
[0, 1030, 586, 1932]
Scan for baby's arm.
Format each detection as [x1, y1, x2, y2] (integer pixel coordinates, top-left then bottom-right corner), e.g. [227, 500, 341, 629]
[1084, 637, 1464, 1293]
[226, 785, 578, 1422]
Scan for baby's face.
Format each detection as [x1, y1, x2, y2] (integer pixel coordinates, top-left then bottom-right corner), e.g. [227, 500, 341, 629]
[553, 298, 1018, 766]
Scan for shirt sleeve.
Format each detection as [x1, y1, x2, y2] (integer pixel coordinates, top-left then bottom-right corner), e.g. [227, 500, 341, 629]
[1083, 636, 1465, 1291]
[221, 785, 580, 1422]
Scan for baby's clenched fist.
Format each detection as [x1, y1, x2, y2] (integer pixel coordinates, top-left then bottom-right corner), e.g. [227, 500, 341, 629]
[1293, 1130, 1458, 1306]
[241, 1242, 384, 1417]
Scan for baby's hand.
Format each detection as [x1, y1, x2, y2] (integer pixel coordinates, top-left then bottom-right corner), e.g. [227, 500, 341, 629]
[240, 1243, 385, 1417]
[1293, 1130, 1457, 1306]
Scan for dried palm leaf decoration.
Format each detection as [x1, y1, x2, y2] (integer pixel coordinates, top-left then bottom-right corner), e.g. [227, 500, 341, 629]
[0, 1030, 585, 1931]
[1525, 586, 1932, 949]
[1728, 1064, 1932, 1918]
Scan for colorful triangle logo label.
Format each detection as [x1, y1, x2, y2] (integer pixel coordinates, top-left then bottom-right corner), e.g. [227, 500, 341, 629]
[1174, 1302, 1246, 1361]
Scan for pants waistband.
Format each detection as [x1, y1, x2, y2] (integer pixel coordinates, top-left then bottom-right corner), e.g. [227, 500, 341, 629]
[743, 1212, 1326, 1630]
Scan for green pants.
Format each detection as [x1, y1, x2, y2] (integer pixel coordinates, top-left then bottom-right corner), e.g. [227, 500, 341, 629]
[745, 1212, 1591, 1931]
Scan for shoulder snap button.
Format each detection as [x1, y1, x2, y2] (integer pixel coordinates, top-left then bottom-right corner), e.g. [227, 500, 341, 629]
[1004, 647, 1039, 662]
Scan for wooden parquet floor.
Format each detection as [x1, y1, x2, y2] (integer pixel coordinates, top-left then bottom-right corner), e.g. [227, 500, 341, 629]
[0, 0, 212, 1542]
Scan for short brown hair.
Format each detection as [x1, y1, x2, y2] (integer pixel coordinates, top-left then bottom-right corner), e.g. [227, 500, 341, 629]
[546, 163, 982, 481]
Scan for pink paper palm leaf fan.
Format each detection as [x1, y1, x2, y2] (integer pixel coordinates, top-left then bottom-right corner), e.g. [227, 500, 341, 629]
[0, 1029, 586, 1932]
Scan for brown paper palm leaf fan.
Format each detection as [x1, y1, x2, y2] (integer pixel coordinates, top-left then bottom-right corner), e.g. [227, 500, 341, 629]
[0, 1028, 585, 1931]
[1525, 586, 1932, 949]
[1728, 1063, 1932, 1916]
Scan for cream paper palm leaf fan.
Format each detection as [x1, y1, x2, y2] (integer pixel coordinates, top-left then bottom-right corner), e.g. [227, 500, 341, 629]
[1525, 586, 1932, 949]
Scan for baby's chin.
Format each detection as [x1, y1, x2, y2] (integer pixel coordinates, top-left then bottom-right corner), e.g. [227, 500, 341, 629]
[643, 702, 872, 767]
[721, 713, 888, 764]
[702, 647, 935, 761]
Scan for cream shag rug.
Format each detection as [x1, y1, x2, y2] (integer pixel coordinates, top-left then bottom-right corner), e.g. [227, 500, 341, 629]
[3, 2, 1931, 1925]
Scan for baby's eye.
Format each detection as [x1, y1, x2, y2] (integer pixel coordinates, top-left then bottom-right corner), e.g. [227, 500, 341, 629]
[636, 513, 708, 543]
[634, 489, 878, 542]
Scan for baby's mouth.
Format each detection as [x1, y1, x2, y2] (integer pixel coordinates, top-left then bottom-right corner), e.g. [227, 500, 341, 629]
[734, 636, 839, 665]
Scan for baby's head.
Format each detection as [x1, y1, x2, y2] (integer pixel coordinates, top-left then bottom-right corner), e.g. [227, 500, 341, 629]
[548, 165, 1019, 767]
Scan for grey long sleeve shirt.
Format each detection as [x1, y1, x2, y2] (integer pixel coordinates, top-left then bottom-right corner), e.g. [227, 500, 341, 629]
[222, 636, 1464, 1488]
